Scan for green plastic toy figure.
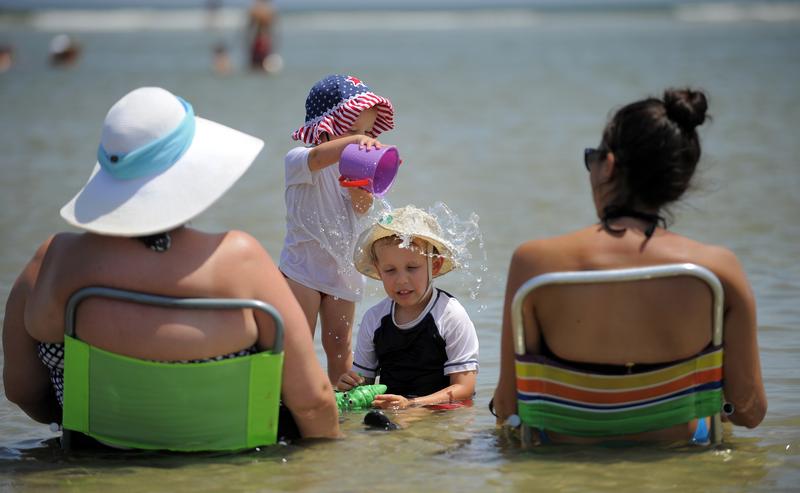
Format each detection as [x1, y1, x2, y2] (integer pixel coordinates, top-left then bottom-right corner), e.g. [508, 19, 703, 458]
[335, 384, 387, 413]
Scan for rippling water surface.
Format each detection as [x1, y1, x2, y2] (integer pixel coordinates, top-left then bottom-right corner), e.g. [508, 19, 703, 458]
[1, 5, 799, 492]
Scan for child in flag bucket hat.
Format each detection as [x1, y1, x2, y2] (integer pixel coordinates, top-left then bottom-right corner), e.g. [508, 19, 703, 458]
[291, 74, 394, 146]
[280, 74, 397, 384]
[337, 205, 479, 410]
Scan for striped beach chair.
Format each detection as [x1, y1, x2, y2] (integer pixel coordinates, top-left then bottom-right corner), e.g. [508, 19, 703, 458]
[511, 263, 725, 445]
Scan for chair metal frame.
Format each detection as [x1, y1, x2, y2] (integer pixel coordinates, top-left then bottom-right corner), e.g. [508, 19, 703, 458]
[62, 286, 284, 451]
[511, 263, 724, 444]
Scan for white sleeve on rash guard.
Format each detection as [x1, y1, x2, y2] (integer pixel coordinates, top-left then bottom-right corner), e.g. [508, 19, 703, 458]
[352, 306, 380, 379]
[437, 297, 479, 376]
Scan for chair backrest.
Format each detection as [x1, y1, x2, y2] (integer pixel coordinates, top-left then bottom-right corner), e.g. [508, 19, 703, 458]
[61, 286, 284, 452]
[511, 263, 725, 444]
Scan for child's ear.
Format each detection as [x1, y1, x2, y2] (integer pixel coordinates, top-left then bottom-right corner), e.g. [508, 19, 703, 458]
[432, 256, 445, 276]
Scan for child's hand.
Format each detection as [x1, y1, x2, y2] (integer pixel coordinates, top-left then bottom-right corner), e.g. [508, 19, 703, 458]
[349, 187, 373, 215]
[353, 135, 382, 150]
[336, 370, 364, 391]
[371, 394, 413, 410]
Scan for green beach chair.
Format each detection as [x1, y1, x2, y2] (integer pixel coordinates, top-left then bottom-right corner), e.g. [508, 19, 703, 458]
[511, 263, 725, 445]
[61, 286, 284, 452]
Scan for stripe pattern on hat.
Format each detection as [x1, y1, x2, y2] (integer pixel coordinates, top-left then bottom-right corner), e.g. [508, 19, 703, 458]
[291, 74, 394, 145]
[514, 345, 723, 437]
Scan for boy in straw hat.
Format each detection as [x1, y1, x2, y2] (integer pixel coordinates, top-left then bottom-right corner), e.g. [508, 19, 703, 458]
[281, 74, 395, 384]
[336, 206, 479, 410]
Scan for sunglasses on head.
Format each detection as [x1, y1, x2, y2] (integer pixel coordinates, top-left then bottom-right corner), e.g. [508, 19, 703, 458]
[583, 147, 606, 171]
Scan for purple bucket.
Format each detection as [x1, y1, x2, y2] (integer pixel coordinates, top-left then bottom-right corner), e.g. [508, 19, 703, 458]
[338, 144, 400, 196]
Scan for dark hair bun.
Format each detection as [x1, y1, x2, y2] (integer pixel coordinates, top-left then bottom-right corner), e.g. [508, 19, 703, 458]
[663, 88, 708, 131]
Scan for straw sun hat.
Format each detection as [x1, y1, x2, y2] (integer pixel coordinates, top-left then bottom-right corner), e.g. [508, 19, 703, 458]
[60, 87, 264, 236]
[353, 205, 458, 280]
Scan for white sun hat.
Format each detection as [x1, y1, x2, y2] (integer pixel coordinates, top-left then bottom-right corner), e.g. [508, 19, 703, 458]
[353, 205, 458, 280]
[60, 87, 264, 236]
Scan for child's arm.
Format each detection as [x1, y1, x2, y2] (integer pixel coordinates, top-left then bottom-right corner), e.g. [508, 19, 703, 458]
[307, 135, 383, 172]
[336, 307, 380, 391]
[349, 188, 373, 215]
[371, 370, 477, 410]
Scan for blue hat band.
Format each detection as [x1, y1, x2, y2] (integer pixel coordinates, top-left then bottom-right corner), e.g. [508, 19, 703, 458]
[97, 97, 196, 180]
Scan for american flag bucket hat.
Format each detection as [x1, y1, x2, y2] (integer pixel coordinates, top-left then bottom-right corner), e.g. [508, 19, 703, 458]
[291, 74, 394, 145]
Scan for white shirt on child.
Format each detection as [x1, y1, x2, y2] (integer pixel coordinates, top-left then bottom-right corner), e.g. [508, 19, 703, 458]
[279, 146, 365, 302]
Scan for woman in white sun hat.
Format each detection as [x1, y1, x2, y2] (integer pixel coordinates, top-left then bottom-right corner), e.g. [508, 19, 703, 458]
[2, 87, 340, 440]
[337, 205, 479, 411]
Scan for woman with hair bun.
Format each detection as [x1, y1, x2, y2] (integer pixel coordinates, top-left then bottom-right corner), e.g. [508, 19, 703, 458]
[492, 88, 767, 443]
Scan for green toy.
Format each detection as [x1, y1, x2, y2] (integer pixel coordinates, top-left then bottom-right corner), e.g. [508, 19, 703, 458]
[335, 384, 387, 413]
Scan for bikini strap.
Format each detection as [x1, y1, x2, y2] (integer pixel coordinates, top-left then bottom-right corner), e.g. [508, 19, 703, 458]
[601, 206, 665, 239]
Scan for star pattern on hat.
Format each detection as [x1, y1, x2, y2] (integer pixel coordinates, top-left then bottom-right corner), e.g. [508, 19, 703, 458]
[291, 74, 395, 145]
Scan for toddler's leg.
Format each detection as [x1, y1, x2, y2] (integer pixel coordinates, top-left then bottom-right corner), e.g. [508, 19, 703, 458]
[285, 277, 321, 337]
[319, 295, 355, 384]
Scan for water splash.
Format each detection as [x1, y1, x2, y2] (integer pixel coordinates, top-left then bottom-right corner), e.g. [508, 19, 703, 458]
[428, 201, 488, 308]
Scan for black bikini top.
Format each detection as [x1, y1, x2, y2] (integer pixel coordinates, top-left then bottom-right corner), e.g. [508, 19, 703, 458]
[601, 207, 665, 239]
[137, 232, 171, 252]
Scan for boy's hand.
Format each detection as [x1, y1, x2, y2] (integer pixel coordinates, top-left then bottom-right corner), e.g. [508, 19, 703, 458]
[336, 370, 364, 391]
[371, 394, 412, 410]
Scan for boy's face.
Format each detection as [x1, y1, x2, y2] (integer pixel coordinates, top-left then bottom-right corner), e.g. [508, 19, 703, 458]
[373, 239, 442, 309]
[328, 107, 378, 141]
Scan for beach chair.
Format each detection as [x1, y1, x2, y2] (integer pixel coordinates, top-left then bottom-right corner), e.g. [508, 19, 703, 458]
[61, 286, 284, 452]
[511, 263, 725, 445]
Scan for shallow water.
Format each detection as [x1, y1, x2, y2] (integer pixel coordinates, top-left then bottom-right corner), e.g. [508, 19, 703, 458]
[1, 5, 799, 492]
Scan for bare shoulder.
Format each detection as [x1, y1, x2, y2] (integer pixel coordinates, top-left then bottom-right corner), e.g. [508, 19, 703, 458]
[218, 229, 267, 255]
[679, 238, 747, 285]
[213, 230, 280, 289]
[511, 228, 590, 274]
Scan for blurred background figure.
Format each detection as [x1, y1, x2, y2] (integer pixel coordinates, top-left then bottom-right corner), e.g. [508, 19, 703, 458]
[246, 0, 278, 73]
[0, 44, 12, 73]
[206, 0, 223, 31]
[212, 41, 232, 75]
[49, 34, 81, 67]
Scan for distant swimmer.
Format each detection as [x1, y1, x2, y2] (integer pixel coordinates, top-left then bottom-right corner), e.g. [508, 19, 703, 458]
[0, 44, 12, 73]
[247, 0, 277, 72]
[212, 42, 232, 76]
[49, 34, 81, 67]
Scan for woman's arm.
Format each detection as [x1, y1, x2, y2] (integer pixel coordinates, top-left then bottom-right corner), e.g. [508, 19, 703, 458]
[492, 241, 544, 424]
[2, 237, 62, 424]
[227, 231, 341, 438]
[713, 249, 767, 428]
[371, 370, 477, 409]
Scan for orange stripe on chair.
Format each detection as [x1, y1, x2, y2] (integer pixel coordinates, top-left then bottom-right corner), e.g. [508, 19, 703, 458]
[516, 367, 722, 405]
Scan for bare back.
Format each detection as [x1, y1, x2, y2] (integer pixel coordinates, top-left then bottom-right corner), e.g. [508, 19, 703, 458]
[531, 277, 713, 365]
[25, 228, 269, 360]
[520, 223, 726, 363]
